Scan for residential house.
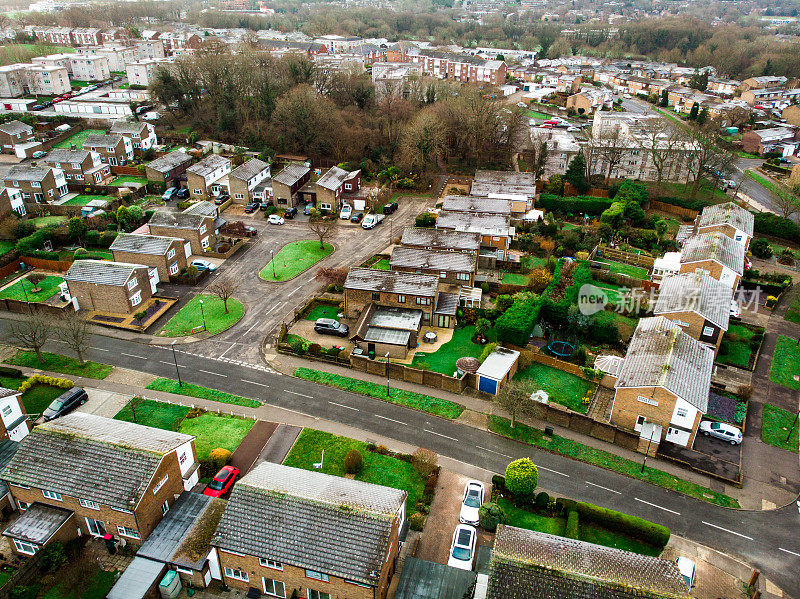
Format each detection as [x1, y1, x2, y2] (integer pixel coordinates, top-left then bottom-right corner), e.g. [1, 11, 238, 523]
[555, 74, 582, 94]
[0, 185, 25, 216]
[110, 121, 157, 155]
[651, 252, 681, 284]
[0, 388, 29, 442]
[741, 127, 799, 156]
[0, 441, 19, 517]
[110, 233, 191, 280]
[43, 148, 111, 185]
[440, 196, 512, 217]
[211, 462, 406, 599]
[435, 212, 515, 261]
[34, 26, 73, 45]
[84, 133, 133, 166]
[148, 207, 218, 254]
[0, 413, 198, 555]
[679, 231, 745, 289]
[694, 203, 754, 250]
[272, 164, 311, 208]
[71, 27, 101, 46]
[228, 158, 271, 205]
[145, 150, 193, 185]
[399, 228, 481, 255]
[410, 49, 506, 85]
[64, 259, 159, 314]
[186, 154, 232, 201]
[389, 246, 476, 287]
[315, 166, 360, 212]
[612, 316, 714, 448]
[740, 87, 800, 107]
[0, 120, 33, 154]
[707, 77, 739, 96]
[125, 58, 173, 87]
[372, 62, 422, 100]
[4, 164, 68, 203]
[470, 170, 536, 211]
[67, 54, 110, 81]
[344, 267, 439, 323]
[782, 104, 800, 127]
[530, 129, 582, 178]
[565, 88, 612, 115]
[652, 272, 731, 352]
[487, 525, 690, 598]
[739, 75, 788, 91]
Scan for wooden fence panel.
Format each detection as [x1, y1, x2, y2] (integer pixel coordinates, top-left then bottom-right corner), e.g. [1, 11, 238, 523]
[650, 200, 698, 221]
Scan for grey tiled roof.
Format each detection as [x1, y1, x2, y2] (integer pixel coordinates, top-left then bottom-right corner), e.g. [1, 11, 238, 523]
[436, 212, 513, 236]
[84, 133, 123, 148]
[345, 267, 438, 297]
[488, 526, 690, 599]
[110, 233, 179, 256]
[616, 317, 714, 412]
[471, 169, 537, 198]
[0, 120, 32, 136]
[653, 272, 731, 330]
[3, 502, 73, 544]
[229, 158, 269, 182]
[400, 228, 481, 252]
[434, 292, 458, 316]
[697, 202, 754, 237]
[0, 440, 18, 499]
[273, 164, 310, 186]
[149, 210, 208, 230]
[317, 166, 359, 190]
[1, 414, 194, 512]
[6, 164, 52, 182]
[146, 150, 192, 173]
[183, 200, 217, 217]
[212, 463, 405, 585]
[441, 196, 512, 215]
[187, 154, 230, 177]
[390, 247, 476, 272]
[44, 148, 91, 165]
[0, 387, 20, 400]
[110, 121, 149, 135]
[64, 259, 146, 286]
[680, 232, 745, 275]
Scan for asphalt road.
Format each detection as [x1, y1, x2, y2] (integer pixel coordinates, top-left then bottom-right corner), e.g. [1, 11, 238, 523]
[2, 321, 797, 597]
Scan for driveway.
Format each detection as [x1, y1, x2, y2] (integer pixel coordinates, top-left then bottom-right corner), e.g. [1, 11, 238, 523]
[692, 425, 742, 464]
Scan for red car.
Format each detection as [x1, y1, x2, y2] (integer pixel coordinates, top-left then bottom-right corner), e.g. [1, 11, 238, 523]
[203, 465, 240, 497]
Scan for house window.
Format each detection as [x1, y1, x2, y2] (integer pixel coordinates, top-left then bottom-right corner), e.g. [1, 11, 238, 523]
[179, 452, 187, 465]
[193, 189, 202, 196]
[167, 249, 175, 259]
[199, 224, 207, 234]
[308, 591, 330, 599]
[161, 500, 170, 515]
[79, 499, 100, 510]
[397, 294, 405, 303]
[259, 558, 283, 570]
[153, 474, 169, 495]
[456, 272, 470, 281]
[702, 326, 714, 337]
[305, 570, 329, 582]
[235, 193, 244, 200]
[1, 405, 11, 417]
[31, 181, 40, 188]
[262, 578, 286, 598]
[344, 183, 352, 190]
[372, 292, 380, 301]
[169, 262, 179, 275]
[676, 407, 688, 418]
[117, 526, 140, 539]
[75, 174, 83, 181]
[13, 539, 37, 555]
[65, 173, 71, 180]
[17, 501, 29, 511]
[42, 490, 62, 501]
[109, 157, 117, 166]
[439, 271, 447, 278]
[636, 415, 646, 428]
[224, 567, 248, 582]
[130, 291, 142, 307]
[127, 279, 138, 291]
[176, 566, 193, 575]
[417, 297, 431, 305]
[201, 237, 210, 249]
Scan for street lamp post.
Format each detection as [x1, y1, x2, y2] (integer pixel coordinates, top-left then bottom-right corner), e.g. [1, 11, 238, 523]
[21, 280, 32, 314]
[786, 408, 799, 443]
[271, 249, 276, 279]
[199, 299, 206, 331]
[171, 340, 182, 387]
[385, 352, 391, 397]
[641, 424, 657, 473]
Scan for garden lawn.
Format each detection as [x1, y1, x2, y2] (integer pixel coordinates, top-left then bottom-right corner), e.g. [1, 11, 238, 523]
[590, 309, 639, 341]
[42, 563, 116, 599]
[0, 275, 63, 302]
[114, 398, 190, 431]
[146, 378, 261, 408]
[54, 128, 105, 149]
[513, 363, 594, 414]
[768, 335, 800, 390]
[0, 240, 14, 256]
[109, 175, 148, 186]
[594, 258, 649, 280]
[656, 180, 728, 203]
[160, 294, 244, 336]
[488, 416, 739, 507]
[717, 324, 756, 368]
[521, 256, 547, 271]
[178, 413, 254, 460]
[786, 294, 800, 324]
[283, 428, 424, 512]
[371, 258, 391, 270]
[303, 303, 341, 321]
[4, 351, 112, 379]
[293, 367, 464, 419]
[502, 272, 529, 285]
[62, 194, 110, 206]
[20, 384, 65, 416]
[259, 240, 334, 282]
[29, 215, 67, 228]
[412, 325, 483, 375]
[761, 404, 799, 452]
[498, 498, 565, 536]
[592, 281, 625, 306]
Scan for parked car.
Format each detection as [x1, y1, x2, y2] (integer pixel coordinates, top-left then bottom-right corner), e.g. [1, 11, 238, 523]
[382, 202, 398, 215]
[190, 259, 217, 273]
[203, 465, 240, 498]
[30, 104, 44, 111]
[31, 151, 47, 159]
[539, 123, 553, 129]
[780, 157, 792, 164]
[176, 188, 190, 200]
[284, 207, 298, 219]
[42, 387, 88, 422]
[448, 524, 477, 571]
[340, 204, 352, 219]
[729, 299, 741, 318]
[351, 212, 364, 223]
[259, 199, 274, 211]
[567, 126, 581, 132]
[314, 318, 349, 337]
[213, 192, 230, 205]
[699, 421, 742, 445]
[244, 201, 260, 213]
[459, 480, 485, 526]
[303, 203, 312, 216]
[51, 97, 63, 104]
[268, 214, 285, 225]
[142, 111, 160, 121]
[675, 557, 696, 590]
[162, 187, 179, 202]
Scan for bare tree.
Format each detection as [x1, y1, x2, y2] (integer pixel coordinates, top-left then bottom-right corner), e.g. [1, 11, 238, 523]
[771, 183, 800, 219]
[307, 217, 336, 251]
[315, 267, 348, 287]
[208, 278, 241, 314]
[9, 312, 49, 363]
[639, 120, 685, 195]
[587, 124, 630, 184]
[26, 272, 46, 293]
[685, 125, 728, 199]
[55, 310, 90, 365]
[494, 380, 537, 429]
[127, 396, 146, 423]
[528, 136, 549, 180]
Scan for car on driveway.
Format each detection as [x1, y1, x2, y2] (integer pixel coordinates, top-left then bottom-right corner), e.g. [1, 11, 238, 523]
[191, 259, 217, 273]
[213, 192, 230, 205]
[204, 465, 239, 497]
[448, 524, 477, 570]
[351, 212, 364, 223]
[268, 214, 285, 225]
[340, 204, 352, 219]
[382, 202, 398, 215]
[699, 421, 742, 445]
[284, 207, 298, 219]
[244, 201, 260, 213]
[42, 387, 87, 422]
[162, 187, 179, 202]
[314, 318, 349, 337]
[303, 203, 312, 216]
[176, 188, 190, 200]
[32, 150, 47, 159]
[459, 480, 484, 526]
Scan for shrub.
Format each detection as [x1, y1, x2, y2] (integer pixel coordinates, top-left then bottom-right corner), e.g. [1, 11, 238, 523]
[491, 474, 506, 490]
[475, 318, 491, 338]
[495, 295, 513, 311]
[750, 238, 773, 259]
[479, 342, 498, 363]
[343, 449, 364, 474]
[307, 343, 322, 356]
[18, 375, 73, 393]
[415, 213, 436, 227]
[534, 491, 550, 511]
[412, 447, 438, 477]
[85, 230, 100, 246]
[478, 501, 506, 532]
[208, 448, 232, 470]
[575, 501, 671, 547]
[290, 339, 305, 355]
[538, 193, 614, 215]
[99, 231, 117, 247]
[409, 512, 426, 531]
[565, 509, 580, 539]
[40, 541, 66, 572]
[505, 458, 539, 500]
[556, 497, 578, 514]
[528, 268, 552, 293]
[0, 366, 22, 378]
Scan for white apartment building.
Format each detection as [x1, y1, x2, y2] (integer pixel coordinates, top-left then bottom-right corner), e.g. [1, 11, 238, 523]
[531, 129, 582, 178]
[24, 65, 71, 96]
[126, 58, 172, 87]
[0, 66, 27, 98]
[68, 55, 110, 81]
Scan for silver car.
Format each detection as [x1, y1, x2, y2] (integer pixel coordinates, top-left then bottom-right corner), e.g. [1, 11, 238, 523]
[699, 421, 742, 445]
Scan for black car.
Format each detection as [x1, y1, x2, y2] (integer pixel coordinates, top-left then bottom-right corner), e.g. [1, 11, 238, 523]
[31, 104, 44, 111]
[351, 212, 364, 223]
[214, 193, 230, 205]
[41, 101, 53, 108]
[259, 199, 274, 211]
[176, 188, 190, 200]
[382, 202, 398, 215]
[284, 207, 298, 219]
[244, 201, 260, 213]
[42, 387, 88, 422]
[314, 318, 349, 337]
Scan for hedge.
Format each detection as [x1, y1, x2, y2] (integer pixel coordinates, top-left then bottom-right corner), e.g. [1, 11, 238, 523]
[0, 366, 22, 378]
[753, 212, 800, 244]
[575, 501, 670, 547]
[538, 193, 614, 215]
[653, 195, 710, 212]
[16, 226, 59, 259]
[18, 374, 73, 393]
[565, 509, 580, 539]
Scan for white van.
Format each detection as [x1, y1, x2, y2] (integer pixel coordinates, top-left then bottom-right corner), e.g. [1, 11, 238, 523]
[340, 204, 352, 220]
[676, 557, 695, 590]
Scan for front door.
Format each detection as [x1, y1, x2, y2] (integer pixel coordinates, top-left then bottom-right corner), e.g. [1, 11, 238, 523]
[86, 517, 105, 536]
[367, 343, 375, 356]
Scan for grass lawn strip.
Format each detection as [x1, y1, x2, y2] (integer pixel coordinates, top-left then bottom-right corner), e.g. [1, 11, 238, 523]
[412, 325, 483, 375]
[0, 275, 63, 302]
[109, 175, 148, 186]
[62, 194, 110, 206]
[21, 384, 64, 416]
[594, 258, 649, 280]
[513, 363, 594, 414]
[371, 258, 391, 270]
[259, 240, 334, 282]
[114, 398, 190, 430]
[283, 428, 424, 512]
[761, 404, 799, 452]
[488, 415, 739, 508]
[786, 294, 800, 324]
[501, 272, 529, 285]
[146, 378, 260, 408]
[746, 170, 783, 196]
[42, 564, 116, 599]
[717, 324, 755, 368]
[178, 413, 255, 460]
[304, 303, 342, 321]
[4, 351, 112, 379]
[768, 335, 800, 390]
[294, 367, 464, 419]
[159, 294, 244, 336]
[30, 215, 67, 228]
[0, 240, 14, 256]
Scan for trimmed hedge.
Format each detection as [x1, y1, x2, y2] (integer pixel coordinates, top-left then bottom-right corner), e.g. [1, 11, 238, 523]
[575, 501, 670, 547]
[753, 212, 800, 244]
[565, 509, 579, 539]
[18, 374, 73, 393]
[653, 195, 710, 212]
[538, 193, 614, 215]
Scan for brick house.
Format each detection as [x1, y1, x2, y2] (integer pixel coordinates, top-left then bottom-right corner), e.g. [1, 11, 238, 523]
[64, 259, 159, 314]
[344, 267, 439, 322]
[435, 212, 514, 260]
[148, 209, 218, 254]
[110, 121, 157, 155]
[612, 317, 714, 448]
[410, 49, 506, 85]
[0, 388, 29, 442]
[4, 164, 68, 204]
[272, 164, 311, 208]
[186, 154, 232, 201]
[679, 232, 744, 289]
[399, 227, 481, 255]
[565, 88, 612, 115]
[0, 413, 198, 555]
[211, 462, 406, 599]
[389, 246, 476, 287]
[110, 233, 191, 280]
[695, 202, 754, 249]
[145, 150, 193, 185]
[43, 148, 111, 185]
[0, 120, 34, 154]
[83, 133, 134, 166]
[741, 127, 799, 156]
[0, 186, 24, 216]
[315, 166, 360, 212]
[228, 158, 271, 205]
[652, 272, 731, 353]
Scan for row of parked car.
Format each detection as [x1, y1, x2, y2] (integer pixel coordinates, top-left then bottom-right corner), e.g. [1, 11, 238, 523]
[448, 480, 485, 570]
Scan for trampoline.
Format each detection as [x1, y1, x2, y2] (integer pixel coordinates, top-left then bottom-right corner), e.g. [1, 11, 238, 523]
[547, 340, 576, 358]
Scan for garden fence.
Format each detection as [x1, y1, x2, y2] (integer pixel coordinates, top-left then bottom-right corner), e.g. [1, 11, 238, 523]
[649, 200, 698, 221]
[0, 549, 44, 599]
[0, 298, 70, 315]
[594, 245, 655, 269]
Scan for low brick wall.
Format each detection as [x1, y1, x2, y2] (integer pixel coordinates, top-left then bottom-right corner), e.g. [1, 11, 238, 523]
[203, 237, 247, 260]
[0, 297, 70, 315]
[350, 354, 471, 394]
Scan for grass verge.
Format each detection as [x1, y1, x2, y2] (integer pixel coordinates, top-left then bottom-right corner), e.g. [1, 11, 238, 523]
[159, 294, 244, 336]
[4, 351, 112, 379]
[768, 335, 800, 390]
[178, 413, 255, 460]
[761, 404, 799, 452]
[259, 240, 334, 282]
[145, 378, 261, 408]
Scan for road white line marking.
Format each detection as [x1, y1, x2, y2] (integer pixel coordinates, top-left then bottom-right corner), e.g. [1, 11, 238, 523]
[243, 319, 262, 335]
[159, 360, 174, 366]
[90, 347, 110, 352]
[329, 401, 358, 411]
[285, 390, 313, 399]
[635, 498, 680, 515]
[375, 414, 406, 425]
[538, 465, 570, 478]
[779, 547, 800, 558]
[287, 286, 302, 297]
[121, 352, 146, 359]
[243, 380, 270, 388]
[218, 343, 236, 359]
[701, 521, 752, 540]
[586, 481, 622, 495]
[198, 369, 225, 377]
[424, 429, 458, 441]
[476, 446, 513, 458]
